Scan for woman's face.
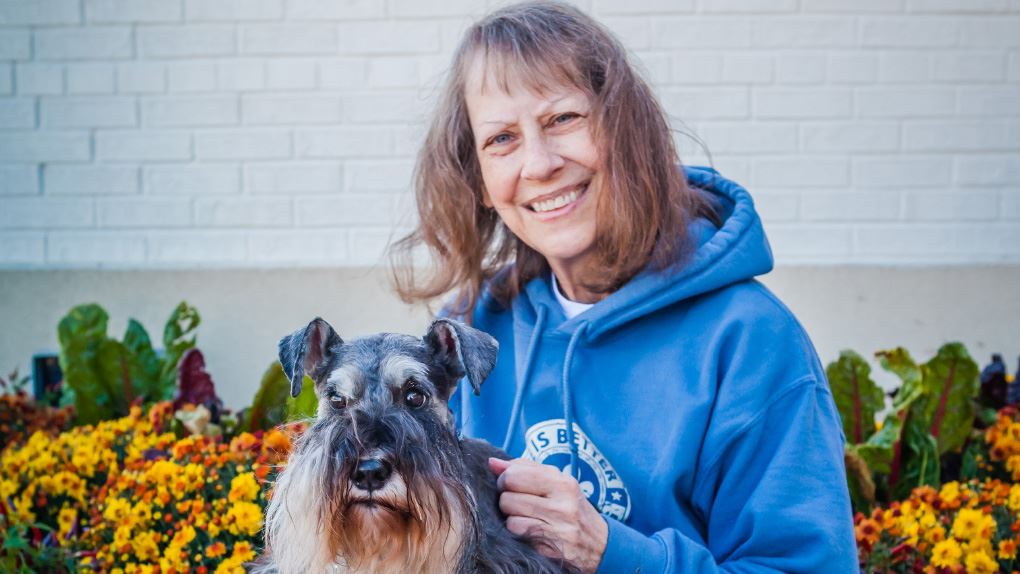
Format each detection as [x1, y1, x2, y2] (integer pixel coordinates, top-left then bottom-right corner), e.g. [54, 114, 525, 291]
[464, 63, 601, 281]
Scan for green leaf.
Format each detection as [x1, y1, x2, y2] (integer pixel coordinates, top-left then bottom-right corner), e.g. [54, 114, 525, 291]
[57, 304, 120, 425]
[857, 412, 904, 475]
[287, 375, 319, 421]
[242, 361, 291, 432]
[57, 302, 207, 425]
[828, 350, 885, 445]
[915, 342, 980, 455]
[960, 436, 984, 480]
[876, 347, 923, 410]
[893, 414, 940, 500]
[0, 528, 29, 551]
[123, 319, 163, 401]
[159, 301, 200, 393]
[95, 339, 135, 411]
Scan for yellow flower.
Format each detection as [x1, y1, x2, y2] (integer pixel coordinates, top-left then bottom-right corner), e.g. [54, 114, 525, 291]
[226, 501, 263, 536]
[965, 537, 995, 559]
[1009, 485, 1020, 512]
[214, 557, 245, 574]
[931, 538, 963, 568]
[939, 481, 961, 507]
[965, 550, 998, 574]
[170, 524, 197, 548]
[1008, 455, 1020, 480]
[0, 479, 17, 499]
[206, 541, 227, 558]
[103, 498, 132, 523]
[134, 531, 160, 562]
[902, 521, 920, 546]
[229, 472, 260, 502]
[131, 500, 153, 526]
[951, 508, 993, 541]
[113, 525, 133, 549]
[232, 540, 257, 562]
[57, 506, 77, 540]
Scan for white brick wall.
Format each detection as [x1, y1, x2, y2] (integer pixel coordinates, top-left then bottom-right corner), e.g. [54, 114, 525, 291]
[0, 0, 1018, 268]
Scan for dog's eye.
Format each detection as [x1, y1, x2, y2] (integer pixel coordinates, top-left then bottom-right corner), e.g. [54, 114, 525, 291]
[329, 396, 349, 411]
[404, 388, 428, 409]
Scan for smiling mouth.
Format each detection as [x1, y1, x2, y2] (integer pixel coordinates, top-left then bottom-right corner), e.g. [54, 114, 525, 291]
[526, 182, 588, 213]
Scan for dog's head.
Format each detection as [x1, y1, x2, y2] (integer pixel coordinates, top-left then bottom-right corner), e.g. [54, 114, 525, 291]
[273, 318, 498, 569]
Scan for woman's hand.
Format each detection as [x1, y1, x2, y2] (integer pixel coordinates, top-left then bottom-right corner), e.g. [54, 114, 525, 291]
[488, 457, 609, 574]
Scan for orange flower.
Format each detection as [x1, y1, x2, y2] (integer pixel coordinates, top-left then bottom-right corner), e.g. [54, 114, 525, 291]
[999, 539, 1017, 560]
[206, 541, 227, 558]
[855, 518, 881, 546]
[230, 433, 258, 453]
[263, 429, 292, 456]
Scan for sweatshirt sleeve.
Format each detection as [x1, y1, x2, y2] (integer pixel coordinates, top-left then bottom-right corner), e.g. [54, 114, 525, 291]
[595, 378, 858, 574]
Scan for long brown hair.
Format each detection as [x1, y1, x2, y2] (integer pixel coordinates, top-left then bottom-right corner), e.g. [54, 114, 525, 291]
[391, 1, 718, 318]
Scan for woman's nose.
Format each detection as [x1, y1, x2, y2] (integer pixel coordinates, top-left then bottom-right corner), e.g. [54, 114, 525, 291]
[520, 136, 564, 181]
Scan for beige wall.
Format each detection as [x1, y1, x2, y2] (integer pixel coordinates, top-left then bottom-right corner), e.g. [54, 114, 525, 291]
[1, 266, 1018, 410]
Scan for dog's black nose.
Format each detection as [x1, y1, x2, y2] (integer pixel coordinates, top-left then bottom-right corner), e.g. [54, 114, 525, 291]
[352, 458, 392, 492]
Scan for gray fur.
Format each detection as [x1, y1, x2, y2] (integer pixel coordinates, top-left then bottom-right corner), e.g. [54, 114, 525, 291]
[425, 319, 499, 396]
[278, 317, 344, 397]
[261, 318, 578, 574]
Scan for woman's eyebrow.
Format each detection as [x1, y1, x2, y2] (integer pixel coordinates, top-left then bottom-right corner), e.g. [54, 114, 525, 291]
[478, 96, 578, 127]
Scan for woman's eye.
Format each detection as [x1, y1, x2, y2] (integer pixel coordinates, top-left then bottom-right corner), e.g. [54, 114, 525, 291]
[329, 396, 349, 411]
[489, 133, 513, 146]
[551, 113, 579, 125]
[404, 388, 428, 409]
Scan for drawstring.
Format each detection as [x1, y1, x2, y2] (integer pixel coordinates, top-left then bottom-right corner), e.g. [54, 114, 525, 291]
[501, 306, 547, 452]
[562, 322, 588, 481]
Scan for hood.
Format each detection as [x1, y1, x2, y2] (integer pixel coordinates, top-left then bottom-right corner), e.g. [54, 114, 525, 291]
[519, 165, 774, 341]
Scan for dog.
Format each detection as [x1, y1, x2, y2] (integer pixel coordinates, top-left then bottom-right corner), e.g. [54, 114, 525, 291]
[256, 317, 580, 574]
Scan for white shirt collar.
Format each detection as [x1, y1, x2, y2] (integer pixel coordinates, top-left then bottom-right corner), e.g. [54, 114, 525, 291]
[551, 273, 594, 319]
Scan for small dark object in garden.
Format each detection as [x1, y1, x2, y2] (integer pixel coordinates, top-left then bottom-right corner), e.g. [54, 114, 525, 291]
[980, 353, 1008, 410]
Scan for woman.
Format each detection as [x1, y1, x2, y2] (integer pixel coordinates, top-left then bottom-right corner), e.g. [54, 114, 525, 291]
[392, 2, 857, 572]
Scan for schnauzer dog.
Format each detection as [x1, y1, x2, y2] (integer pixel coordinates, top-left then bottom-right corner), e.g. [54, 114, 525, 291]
[258, 317, 579, 574]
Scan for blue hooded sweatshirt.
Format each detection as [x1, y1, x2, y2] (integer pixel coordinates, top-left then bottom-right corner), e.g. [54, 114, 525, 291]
[453, 166, 858, 573]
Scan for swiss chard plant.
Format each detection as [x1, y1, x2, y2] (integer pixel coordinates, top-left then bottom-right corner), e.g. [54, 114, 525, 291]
[833, 343, 980, 514]
[237, 362, 319, 433]
[57, 302, 200, 425]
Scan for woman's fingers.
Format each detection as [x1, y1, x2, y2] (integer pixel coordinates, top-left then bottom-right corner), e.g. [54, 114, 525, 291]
[488, 457, 609, 573]
[487, 456, 512, 476]
[491, 457, 573, 497]
[505, 515, 547, 538]
[499, 490, 557, 521]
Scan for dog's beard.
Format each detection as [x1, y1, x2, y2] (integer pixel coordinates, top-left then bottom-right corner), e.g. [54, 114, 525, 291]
[329, 474, 466, 574]
[263, 417, 473, 574]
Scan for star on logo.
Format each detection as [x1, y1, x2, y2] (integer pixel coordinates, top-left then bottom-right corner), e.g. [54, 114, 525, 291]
[611, 491, 622, 501]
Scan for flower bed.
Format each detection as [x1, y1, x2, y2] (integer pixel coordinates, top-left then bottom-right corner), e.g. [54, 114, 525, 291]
[856, 409, 1020, 573]
[1, 402, 300, 573]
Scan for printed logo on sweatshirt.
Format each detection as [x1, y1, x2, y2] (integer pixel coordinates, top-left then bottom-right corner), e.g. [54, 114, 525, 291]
[522, 419, 631, 522]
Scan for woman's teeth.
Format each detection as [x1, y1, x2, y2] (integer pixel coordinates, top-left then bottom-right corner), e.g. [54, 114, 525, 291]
[531, 188, 581, 213]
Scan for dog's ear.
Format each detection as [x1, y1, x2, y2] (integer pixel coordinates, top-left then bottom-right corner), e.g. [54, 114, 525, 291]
[278, 317, 343, 398]
[425, 319, 498, 396]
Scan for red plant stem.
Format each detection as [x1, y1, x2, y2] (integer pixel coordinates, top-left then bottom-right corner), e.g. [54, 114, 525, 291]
[930, 360, 958, 439]
[852, 366, 863, 444]
[120, 351, 134, 407]
[890, 410, 907, 488]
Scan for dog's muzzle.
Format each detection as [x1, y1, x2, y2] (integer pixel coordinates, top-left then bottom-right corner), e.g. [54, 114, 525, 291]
[353, 457, 393, 492]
